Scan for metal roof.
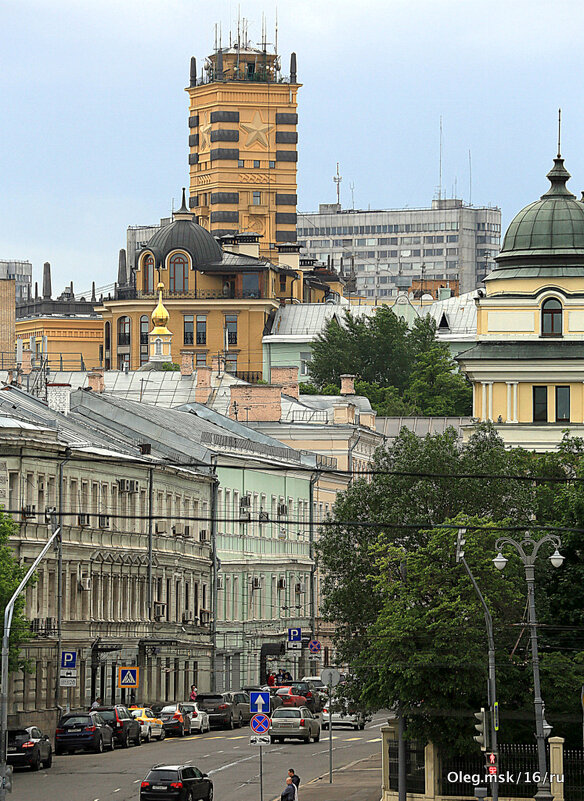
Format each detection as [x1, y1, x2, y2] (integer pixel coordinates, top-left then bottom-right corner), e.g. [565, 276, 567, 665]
[376, 416, 471, 439]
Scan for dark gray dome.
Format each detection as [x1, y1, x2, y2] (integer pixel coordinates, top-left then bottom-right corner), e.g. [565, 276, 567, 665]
[146, 218, 222, 268]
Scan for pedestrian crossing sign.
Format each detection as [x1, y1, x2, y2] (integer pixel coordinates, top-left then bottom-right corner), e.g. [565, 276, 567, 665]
[117, 667, 139, 688]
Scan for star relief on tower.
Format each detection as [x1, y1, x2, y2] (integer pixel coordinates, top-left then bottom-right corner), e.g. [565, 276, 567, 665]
[241, 111, 270, 147]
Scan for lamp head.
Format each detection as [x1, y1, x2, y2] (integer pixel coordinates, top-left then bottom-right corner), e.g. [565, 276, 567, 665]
[542, 719, 553, 739]
[550, 549, 565, 569]
[493, 552, 508, 571]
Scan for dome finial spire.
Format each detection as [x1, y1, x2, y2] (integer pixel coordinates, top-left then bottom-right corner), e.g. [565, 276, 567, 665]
[558, 107, 562, 158]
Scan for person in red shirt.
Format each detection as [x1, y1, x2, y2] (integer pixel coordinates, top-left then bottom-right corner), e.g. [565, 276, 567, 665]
[267, 673, 275, 687]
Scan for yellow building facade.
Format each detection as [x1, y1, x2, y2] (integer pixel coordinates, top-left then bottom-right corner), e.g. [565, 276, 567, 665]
[15, 316, 103, 370]
[186, 40, 300, 262]
[458, 153, 584, 450]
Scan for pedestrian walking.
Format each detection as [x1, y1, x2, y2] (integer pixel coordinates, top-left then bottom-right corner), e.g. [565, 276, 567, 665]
[288, 768, 300, 791]
[267, 672, 275, 687]
[91, 696, 102, 709]
[280, 777, 296, 801]
[189, 684, 198, 701]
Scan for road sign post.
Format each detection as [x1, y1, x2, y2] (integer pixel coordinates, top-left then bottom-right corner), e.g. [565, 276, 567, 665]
[250, 715, 270, 801]
[321, 668, 341, 784]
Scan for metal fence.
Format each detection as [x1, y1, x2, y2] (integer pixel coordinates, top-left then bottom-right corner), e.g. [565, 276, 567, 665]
[564, 747, 584, 801]
[388, 739, 426, 794]
[441, 744, 539, 798]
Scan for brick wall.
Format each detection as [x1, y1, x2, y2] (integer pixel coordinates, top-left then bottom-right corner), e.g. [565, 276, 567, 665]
[229, 384, 282, 422]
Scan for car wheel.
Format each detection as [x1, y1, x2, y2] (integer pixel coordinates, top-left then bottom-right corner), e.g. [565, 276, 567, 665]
[227, 715, 234, 730]
[43, 750, 53, 768]
[135, 728, 142, 746]
[30, 751, 41, 771]
[144, 727, 151, 743]
[236, 713, 242, 728]
[359, 723, 365, 730]
[314, 731, 320, 742]
[122, 732, 130, 748]
[322, 723, 328, 730]
[354, 723, 360, 730]
[207, 785, 213, 801]
[179, 724, 185, 737]
[158, 728, 166, 741]
[94, 737, 104, 754]
[109, 735, 115, 751]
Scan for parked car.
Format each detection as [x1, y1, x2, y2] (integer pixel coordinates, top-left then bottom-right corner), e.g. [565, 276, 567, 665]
[7, 727, 52, 770]
[140, 763, 214, 800]
[196, 693, 236, 729]
[94, 705, 141, 748]
[322, 698, 367, 730]
[55, 712, 115, 754]
[158, 704, 192, 737]
[275, 686, 307, 708]
[180, 702, 210, 734]
[269, 707, 320, 743]
[224, 691, 252, 724]
[130, 708, 166, 742]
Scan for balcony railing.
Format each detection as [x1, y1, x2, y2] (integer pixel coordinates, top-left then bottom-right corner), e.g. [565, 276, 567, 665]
[113, 288, 276, 301]
[196, 332, 207, 345]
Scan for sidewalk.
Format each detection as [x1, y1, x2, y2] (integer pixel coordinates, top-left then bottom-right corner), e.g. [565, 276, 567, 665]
[273, 751, 382, 801]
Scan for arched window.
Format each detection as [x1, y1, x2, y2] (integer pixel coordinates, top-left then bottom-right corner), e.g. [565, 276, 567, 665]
[143, 255, 155, 294]
[117, 316, 131, 347]
[541, 298, 562, 337]
[155, 337, 162, 356]
[140, 315, 149, 366]
[169, 253, 188, 293]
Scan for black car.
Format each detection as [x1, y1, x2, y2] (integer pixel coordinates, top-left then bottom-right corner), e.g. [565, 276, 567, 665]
[55, 712, 115, 754]
[196, 694, 235, 729]
[7, 727, 52, 770]
[140, 763, 213, 801]
[94, 705, 141, 748]
[158, 704, 192, 737]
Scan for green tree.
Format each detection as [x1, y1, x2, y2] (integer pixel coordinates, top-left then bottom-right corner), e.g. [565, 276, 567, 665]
[405, 344, 472, 415]
[0, 510, 32, 671]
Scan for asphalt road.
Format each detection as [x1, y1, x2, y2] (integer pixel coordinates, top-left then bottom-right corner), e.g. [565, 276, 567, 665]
[11, 715, 387, 801]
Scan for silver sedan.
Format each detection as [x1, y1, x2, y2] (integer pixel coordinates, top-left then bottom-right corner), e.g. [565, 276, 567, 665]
[269, 706, 321, 743]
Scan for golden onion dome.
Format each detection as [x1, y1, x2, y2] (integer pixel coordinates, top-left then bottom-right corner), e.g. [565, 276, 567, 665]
[151, 282, 170, 329]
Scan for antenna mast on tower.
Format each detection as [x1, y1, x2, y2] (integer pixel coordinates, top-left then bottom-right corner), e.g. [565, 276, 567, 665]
[439, 115, 443, 201]
[558, 107, 562, 156]
[334, 163, 342, 206]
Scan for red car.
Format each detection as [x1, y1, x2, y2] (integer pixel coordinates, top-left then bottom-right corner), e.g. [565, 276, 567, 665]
[275, 686, 307, 707]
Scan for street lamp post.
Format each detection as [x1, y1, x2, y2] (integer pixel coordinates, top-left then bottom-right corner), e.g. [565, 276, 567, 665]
[493, 532, 564, 801]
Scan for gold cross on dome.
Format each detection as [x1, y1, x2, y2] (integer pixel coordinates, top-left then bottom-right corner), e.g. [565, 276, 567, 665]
[241, 111, 270, 147]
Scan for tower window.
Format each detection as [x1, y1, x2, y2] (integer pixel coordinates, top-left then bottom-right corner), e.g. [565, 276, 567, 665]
[238, 159, 244, 167]
[541, 298, 562, 336]
[253, 191, 261, 205]
[269, 161, 275, 169]
[533, 386, 548, 422]
[143, 254, 155, 293]
[169, 253, 188, 293]
[253, 160, 260, 168]
[184, 315, 194, 345]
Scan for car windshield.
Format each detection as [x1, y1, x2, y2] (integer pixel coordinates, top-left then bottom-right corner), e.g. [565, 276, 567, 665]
[61, 716, 91, 726]
[146, 770, 180, 782]
[273, 709, 301, 718]
[160, 706, 178, 714]
[130, 709, 145, 718]
[8, 730, 29, 741]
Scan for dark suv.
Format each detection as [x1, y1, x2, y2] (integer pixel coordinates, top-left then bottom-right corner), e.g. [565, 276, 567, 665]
[196, 693, 236, 729]
[94, 705, 141, 747]
[140, 764, 213, 800]
[7, 727, 52, 770]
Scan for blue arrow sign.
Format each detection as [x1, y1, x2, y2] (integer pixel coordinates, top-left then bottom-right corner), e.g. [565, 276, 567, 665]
[288, 627, 302, 642]
[61, 651, 77, 669]
[250, 691, 270, 714]
[250, 713, 270, 734]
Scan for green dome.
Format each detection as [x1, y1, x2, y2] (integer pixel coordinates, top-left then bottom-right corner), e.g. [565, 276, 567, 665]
[495, 156, 584, 272]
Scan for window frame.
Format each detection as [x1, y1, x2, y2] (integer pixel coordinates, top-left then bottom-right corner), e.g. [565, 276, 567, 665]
[541, 297, 563, 337]
[555, 386, 570, 422]
[533, 386, 548, 423]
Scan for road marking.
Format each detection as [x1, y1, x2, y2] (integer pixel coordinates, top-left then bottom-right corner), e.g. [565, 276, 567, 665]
[113, 791, 120, 794]
[207, 753, 256, 775]
[368, 737, 382, 742]
[231, 735, 246, 739]
[207, 735, 224, 739]
[133, 779, 140, 783]
[344, 737, 362, 741]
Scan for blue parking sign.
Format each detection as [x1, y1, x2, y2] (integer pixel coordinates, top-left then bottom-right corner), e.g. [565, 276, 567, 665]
[61, 651, 77, 669]
[288, 627, 302, 642]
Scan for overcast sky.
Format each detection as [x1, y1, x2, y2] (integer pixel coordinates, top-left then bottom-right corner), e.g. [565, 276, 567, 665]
[2, 0, 584, 292]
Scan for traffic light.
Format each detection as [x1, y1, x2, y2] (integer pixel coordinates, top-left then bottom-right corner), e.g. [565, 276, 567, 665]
[455, 528, 466, 563]
[473, 707, 489, 751]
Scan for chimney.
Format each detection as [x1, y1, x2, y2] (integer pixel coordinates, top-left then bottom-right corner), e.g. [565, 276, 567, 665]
[87, 369, 105, 393]
[333, 402, 356, 425]
[42, 262, 52, 299]
[180, 351, 194, 376]
[46, 383, 71, 415]
[277, 244, 301, 271]
[34, 282, 39, 300]
[234, 233, 260, 259]
[270, 366, 299, 399]
[118, 249, 127, 286]
[195, 365, 212, 403]
[229, 384, 282, 422]
[290, 52, 297, 83]
[340, 374, 356, 396]
[91, 281, 96, 303]
[190, 56, 197, 87]
[20, 350, 33, 375]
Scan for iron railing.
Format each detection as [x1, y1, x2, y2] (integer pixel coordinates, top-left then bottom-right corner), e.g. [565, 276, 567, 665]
[564, 747, 584, 801]
[387, 739, 426, 794]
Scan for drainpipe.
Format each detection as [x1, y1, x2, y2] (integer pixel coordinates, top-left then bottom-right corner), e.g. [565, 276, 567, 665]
[210, 457, 219, 692]
[147, 467, 153, 617]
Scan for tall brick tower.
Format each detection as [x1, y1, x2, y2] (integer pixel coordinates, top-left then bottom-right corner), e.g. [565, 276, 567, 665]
[186, 24, 300, 262]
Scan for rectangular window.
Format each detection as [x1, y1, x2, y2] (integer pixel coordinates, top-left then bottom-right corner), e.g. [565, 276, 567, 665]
[269, 161, 275, 168]
[184, 315, 194, 345]
[238, 159, 244, 167]
[225, 353, 237, 373]
[195, 352, 207, 367]
[225, 314, 237, 345]
[253, 160, 260, 168]
[533, 386, 548, 422]
[556, 386, 570, 422]
[253, 191, 261, 205]
[242, 273, 260, 298]
[196, 315, 206, 345]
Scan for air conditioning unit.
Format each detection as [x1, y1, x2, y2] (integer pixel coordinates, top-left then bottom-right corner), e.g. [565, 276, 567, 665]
[217, 575, 224, 590]
[78, 513, 90, 527]
[240, 495, 251, 508]
[277, 578, 286, 590]
[79, 574, 91, 591]
[22, 504, 36, 519]
[182, 611, 193, 623]
[295, 582, 304, 594]
[278, 503, 288, 517]
[199, 529, 207, 542]
[153, 602, 166, 621]
[155, 522, 166, 534]
[252, 577, 261, 590]
[258, 511, 269, 523]
[98, 515, 110, 529]
[239, 511, 250, 522]
[199, 609, 211, 625]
